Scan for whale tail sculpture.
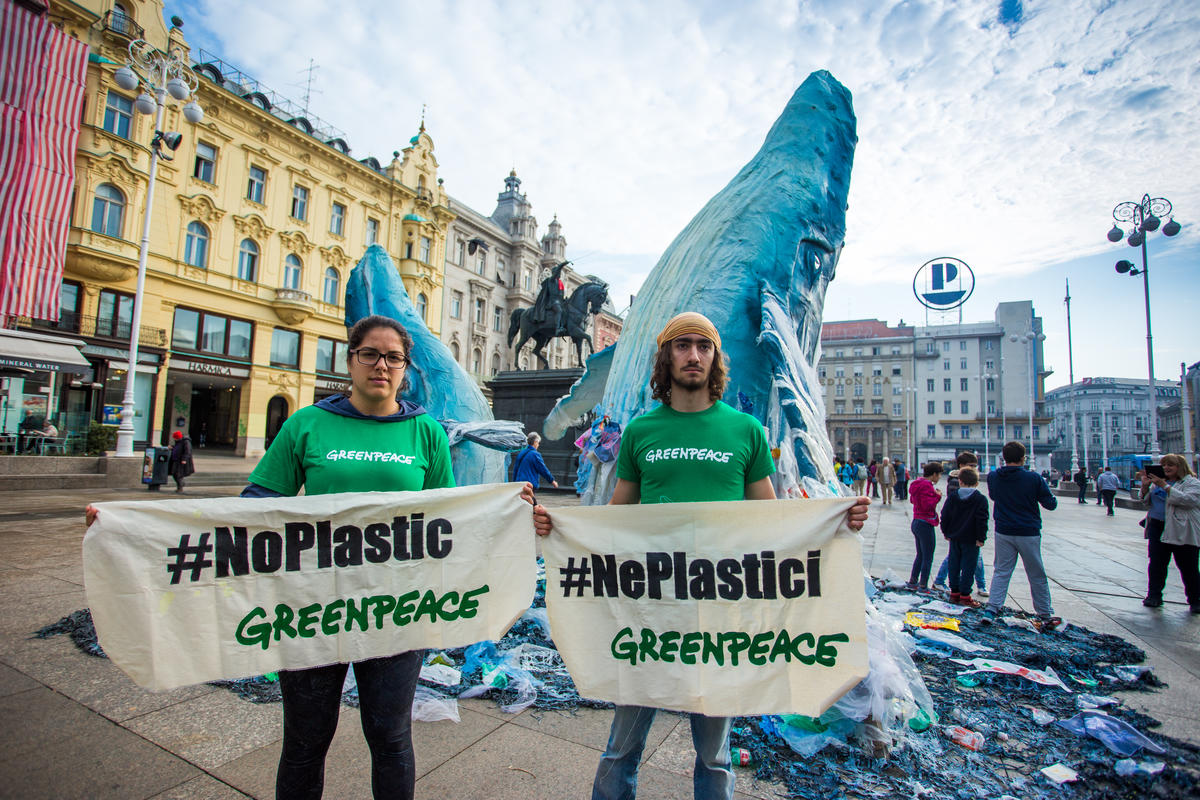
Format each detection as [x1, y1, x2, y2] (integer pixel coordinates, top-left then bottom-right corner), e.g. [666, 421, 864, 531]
[344, 245, 525, 485]
[546, 70, 857, 502]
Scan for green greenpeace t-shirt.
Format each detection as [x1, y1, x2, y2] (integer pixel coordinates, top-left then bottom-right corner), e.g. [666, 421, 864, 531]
[249, 405, 454, 496]
[616, 401, 775, 504]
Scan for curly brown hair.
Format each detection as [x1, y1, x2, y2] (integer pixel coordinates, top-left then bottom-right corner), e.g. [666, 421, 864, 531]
[649, 341, 728, 405]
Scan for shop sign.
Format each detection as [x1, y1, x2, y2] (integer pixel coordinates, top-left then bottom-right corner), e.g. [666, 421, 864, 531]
[169, 358, 250, 380]
[316, 377, 350, 393]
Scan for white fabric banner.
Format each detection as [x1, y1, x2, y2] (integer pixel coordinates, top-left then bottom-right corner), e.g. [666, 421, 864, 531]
[541, 498, 867, 717]
[84, 484, 535, 691]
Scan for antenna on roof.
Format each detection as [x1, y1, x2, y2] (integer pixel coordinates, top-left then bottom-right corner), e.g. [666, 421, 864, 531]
[297, 59, 320, 115]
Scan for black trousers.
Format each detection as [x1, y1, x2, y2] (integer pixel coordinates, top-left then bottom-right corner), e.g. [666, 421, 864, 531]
[1101, 489, 1116, 513]
[277, 650, 423, 800]
[1076, 484, 1087, 502]
[947, 540, 980, 595]
[1146, 518, 1200, 605]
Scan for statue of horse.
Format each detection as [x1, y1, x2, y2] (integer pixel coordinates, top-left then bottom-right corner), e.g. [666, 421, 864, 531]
[508, 281, 609, 369]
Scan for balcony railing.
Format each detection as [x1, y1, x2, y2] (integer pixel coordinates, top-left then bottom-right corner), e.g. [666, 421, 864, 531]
[29, 313, 166, 348]
[103, 10, 144, 40]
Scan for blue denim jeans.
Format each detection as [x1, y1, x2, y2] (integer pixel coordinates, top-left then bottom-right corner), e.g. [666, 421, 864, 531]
[909, 520, 937, 587]
[592, 706, 733, 800]
[934, 553, 987, 591]
[276, 650, 423, 800]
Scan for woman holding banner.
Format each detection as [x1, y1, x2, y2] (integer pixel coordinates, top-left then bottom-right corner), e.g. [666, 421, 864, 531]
[236, 315, 452, 798]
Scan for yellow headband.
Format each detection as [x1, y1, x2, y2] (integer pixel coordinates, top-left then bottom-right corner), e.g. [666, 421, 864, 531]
[656, 312, 722, 350]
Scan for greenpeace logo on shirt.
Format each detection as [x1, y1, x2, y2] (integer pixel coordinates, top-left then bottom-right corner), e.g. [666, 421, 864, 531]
[325, 449, 416, 464]
[644, 447, 732, 465]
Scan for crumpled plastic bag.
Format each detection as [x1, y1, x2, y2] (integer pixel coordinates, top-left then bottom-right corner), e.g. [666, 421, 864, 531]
[905, 612, 960, 631]
[412, 685, 460, 722]
[914, 628, 993, 653]
[441, 419, 527, 451]
[1056, 710, 1166, 756]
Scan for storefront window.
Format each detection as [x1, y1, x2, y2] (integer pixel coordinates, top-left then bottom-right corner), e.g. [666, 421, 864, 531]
[315, 337, 349, 375]
[270, 328, 300, 367]
[101, 367, 151, 442]
[201, 315, 226, 353]
[173, 308, 252, 360]
[228, 320, 252, 359]
[172, 308, 199, 350]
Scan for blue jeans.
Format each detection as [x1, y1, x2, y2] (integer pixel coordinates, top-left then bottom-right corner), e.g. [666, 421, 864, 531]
[909, 520, 936, 587]
[277, 650, 423, 799]
[946, 540, 980, 595]
[592, 706, 733, 800]
[934, 553, 987, 591]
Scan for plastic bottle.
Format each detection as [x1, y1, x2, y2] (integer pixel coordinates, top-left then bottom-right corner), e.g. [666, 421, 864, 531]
[944, 725, 984, 751]
[730, 747, 753, 767]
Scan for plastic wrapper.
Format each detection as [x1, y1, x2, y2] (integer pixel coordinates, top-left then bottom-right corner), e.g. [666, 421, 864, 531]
[950, 658, 1071, 691]
[914, 628, 993, 653]
[1076, 693, 1119, 710]
[919, 600, 967, 616]
[440, 419, 527, 452]
[412, 685, 460, 722]
[1056, 710, 1166, 757]
[1114, 758, 1165, 776]
[905, 612, 961, 631]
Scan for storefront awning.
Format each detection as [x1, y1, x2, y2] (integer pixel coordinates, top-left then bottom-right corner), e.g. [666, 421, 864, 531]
[0, 329, 90, 373]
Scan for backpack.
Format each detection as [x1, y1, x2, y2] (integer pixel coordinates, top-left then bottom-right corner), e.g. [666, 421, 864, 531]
[856, 464, 867, 480]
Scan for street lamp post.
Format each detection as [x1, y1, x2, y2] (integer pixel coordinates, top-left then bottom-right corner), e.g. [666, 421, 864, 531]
[1109, 194, 1182, 462]
[975, 371, 996, 471]
[1065, 279, 1079, 475]
[1009, 330, 1045, 470]
[110, 40, 203, 457]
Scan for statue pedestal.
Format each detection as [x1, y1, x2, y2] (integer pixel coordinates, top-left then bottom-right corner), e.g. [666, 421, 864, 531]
[488, 368, 585, 490]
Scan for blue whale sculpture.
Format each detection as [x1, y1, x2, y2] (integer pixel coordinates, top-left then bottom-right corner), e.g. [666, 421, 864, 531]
[344, 245, 524, 486]
[546, 70, 857, 500]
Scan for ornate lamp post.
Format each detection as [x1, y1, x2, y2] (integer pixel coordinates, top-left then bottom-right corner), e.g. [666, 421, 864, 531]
[1108, 194, 1182, 461]
[110, 39, 203, 457]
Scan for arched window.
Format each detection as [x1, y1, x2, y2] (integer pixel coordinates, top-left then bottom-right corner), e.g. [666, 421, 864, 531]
[283, 254, 302, 290]
[184, 221, 208, 268]
[91, 183, 124, 237]
[416, 292, 427, 321]
[491, 353, 500, 376]
[472, 348, 482, 374]
[237, 239, 258, 282]
[450, 341, 460, 362]
[322, 267, 340, 304]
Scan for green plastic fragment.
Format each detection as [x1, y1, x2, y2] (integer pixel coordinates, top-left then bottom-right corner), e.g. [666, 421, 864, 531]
[264, 672, 278, 682]
[957, 675, 981, 687]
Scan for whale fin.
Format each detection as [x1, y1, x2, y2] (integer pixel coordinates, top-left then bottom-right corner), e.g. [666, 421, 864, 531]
[544, 344, 615, 440]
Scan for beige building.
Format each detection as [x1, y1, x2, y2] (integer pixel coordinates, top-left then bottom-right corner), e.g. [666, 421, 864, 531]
[25, 0, 452, 455]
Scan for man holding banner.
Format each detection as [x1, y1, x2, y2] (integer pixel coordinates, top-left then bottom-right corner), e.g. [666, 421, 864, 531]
[533, 312, 870, 800]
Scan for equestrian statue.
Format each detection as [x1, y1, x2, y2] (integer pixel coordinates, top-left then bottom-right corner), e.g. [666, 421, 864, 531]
[508, 264, 609, 370]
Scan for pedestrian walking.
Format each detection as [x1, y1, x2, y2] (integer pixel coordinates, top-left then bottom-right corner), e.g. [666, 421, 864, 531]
[532, 311, 869, 800]
[895, 460, 909, 501]
[983, 441, 1059, 628]
[512, 432, 558, 490]
[1097, 467, 1120, 515]
[852, 460, 868, 496]
[878, 457, 896, 505]
[167, 430, 194, 493]
[1140, 455, 1200, 613]
[907, 462, 943, 590]
[868, 459, 879, 498]
[1074, 467, 1089, 503]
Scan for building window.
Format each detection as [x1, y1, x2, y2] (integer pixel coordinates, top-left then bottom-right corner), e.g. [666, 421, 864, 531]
[835, 367, 845, 378]
[960, 340, 967, 350]
[493, 306, 502, 332]
[960, 378, 969, 391]
[987, 400, 996, 414]
[892, 365, 901, 376]
[985, 340, 994, 350]
[926, 379, 935, 391]
[1033, 425, 1041, 440]
[835, 385, 844, 396]
[943, 360, 950, 371]
[853, 385, 863, 397]
[193, 142, 216, 183]
[853, 405, 863, 416]
[853, 348, 863, 356]
[291, 185, 309, 220]
[986, 378, 995, 391]
[927, 425, 936, 437]
[283, 254, 302, 290]
[472, 348, 482, 374]
[927, 400, 935, 414]
[476, 249, 486, 274]
[172, 308, 252, 359]
[985, 360, 994, 370]
[523, 269, 532, 291]
[247, 166, 266, 203]
[322, 268, 340, 304]
[943, 425, 953, 438]
[456, 239, 465, 265]
[450, 341, 460, 362]
[315, 338, 349, 375]
[420, 236, 432, 263]
[497, 256, 506, 282]
[184, 221, 208, 268]
[892, 386, 901, 395]
[474, 298, 485, 324]
[818, 366, 826, 378]
[873, 384, 882, 396]
[893, 427, 903, 438]
[330, 202, 345, 236]
[450, 291, 462, 318]
[96, 290, 133, 338]
[941, 341, 950, 352]
[961, 400, 969, 414]
[873, 403, 883, 414]
[872, 367, 882, 376]
[237, 239, 259, 282]
[943, 378, 951, 392]
[853, 365, 863, 377]
[1013, 425, 1023, 439]
[996, 425, 1004, 439]
[102, 92, 133, 138]
[834, 402, 845, 414]
[366, 217, 379, 246]
[960, 357, 968, 369]
[893, 403, 902, 415]
[270, 328, 301, 367]
[944, 401, 952, 414]
[1092, 433, 1101, 445]
[961, 426, 970, 439]
[90, 183, 124, 237]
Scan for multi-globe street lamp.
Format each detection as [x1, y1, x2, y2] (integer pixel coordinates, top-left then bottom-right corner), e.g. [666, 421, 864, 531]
[110, 39, 203, 457]
[1108, 194, 1181, 461]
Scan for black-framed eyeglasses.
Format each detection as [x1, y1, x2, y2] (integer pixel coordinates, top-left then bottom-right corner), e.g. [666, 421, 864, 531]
[350, 348, 409, 369]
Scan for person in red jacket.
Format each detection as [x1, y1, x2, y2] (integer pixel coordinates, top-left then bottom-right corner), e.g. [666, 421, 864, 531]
[907, 462, 944, 590]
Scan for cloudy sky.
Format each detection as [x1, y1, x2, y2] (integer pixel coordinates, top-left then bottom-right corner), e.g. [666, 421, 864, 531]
[172, 0, 1200, 389]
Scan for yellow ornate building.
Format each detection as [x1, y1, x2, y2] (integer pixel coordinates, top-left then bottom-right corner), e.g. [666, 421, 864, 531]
[35, 0, 452, 455]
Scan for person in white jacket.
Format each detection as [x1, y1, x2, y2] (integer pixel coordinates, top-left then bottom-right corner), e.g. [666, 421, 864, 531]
[1145, 453, 1200, 614]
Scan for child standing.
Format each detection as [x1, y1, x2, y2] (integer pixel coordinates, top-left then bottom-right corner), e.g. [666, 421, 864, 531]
[939, 467, 989, 606]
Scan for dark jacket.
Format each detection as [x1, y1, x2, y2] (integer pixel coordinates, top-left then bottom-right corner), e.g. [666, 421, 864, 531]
[987, 465, 1057, 536]
[168, 437, 195, 478]
[1074, 470, 1088, 488]
[512, 445, 554, 489]
[940, 488, 989, 544]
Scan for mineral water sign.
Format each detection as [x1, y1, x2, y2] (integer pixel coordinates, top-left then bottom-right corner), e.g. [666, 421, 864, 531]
[913, 257, 974, 310]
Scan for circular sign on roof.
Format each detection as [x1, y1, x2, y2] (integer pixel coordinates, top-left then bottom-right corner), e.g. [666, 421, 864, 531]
[913, 257, 974, 310]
